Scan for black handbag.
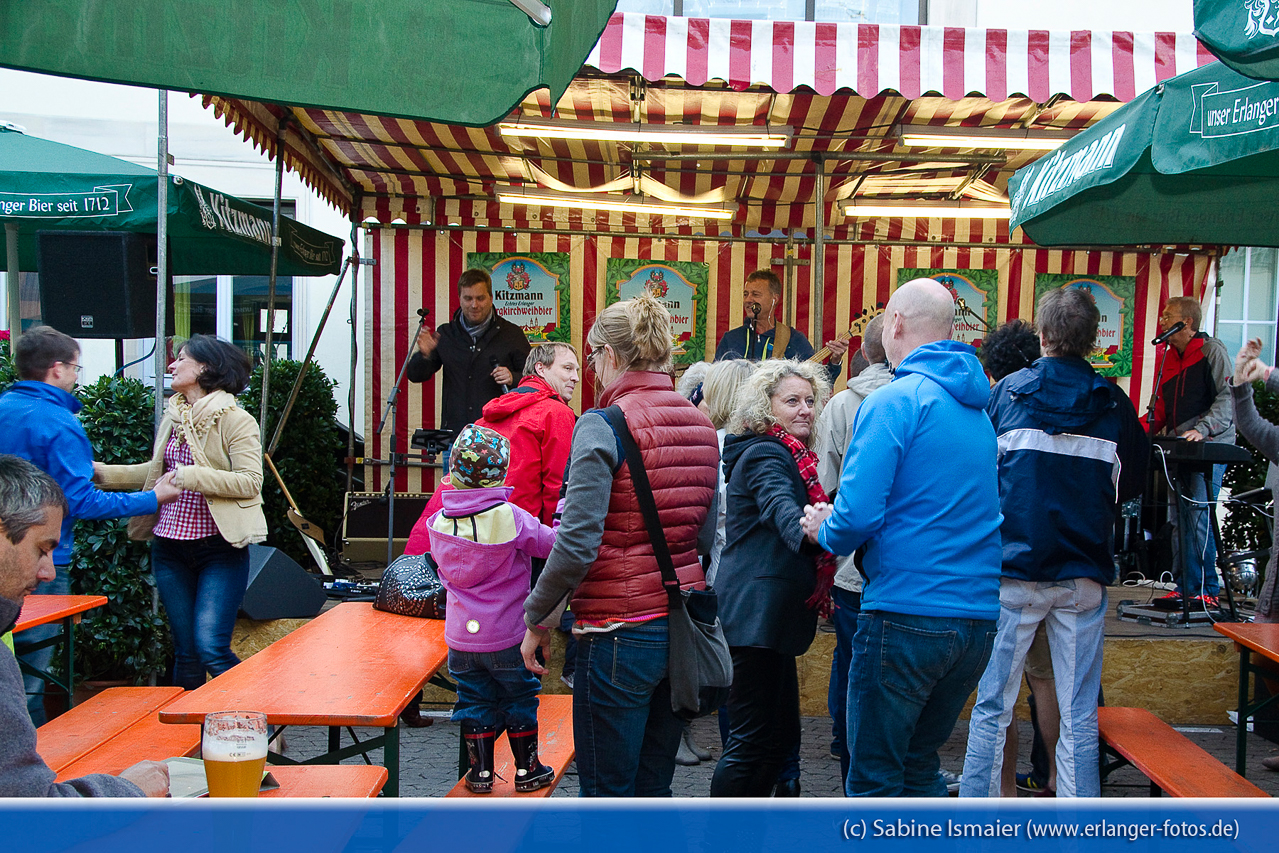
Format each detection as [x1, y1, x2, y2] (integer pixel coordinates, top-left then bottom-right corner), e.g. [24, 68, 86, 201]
[600, 405, 733, 721]
[373, 552, 447, 619]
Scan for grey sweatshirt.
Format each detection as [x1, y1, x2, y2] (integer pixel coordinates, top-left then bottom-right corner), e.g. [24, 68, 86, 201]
[1, 596, 145, 797]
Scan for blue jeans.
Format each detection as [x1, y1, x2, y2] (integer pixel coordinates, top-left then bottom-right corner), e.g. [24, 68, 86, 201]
[449, 644, 541, 730]
[573, 618, 684, 797]
[960, 578, 1106, 798]
[827, 586, 862, 782]
[1172, 464, 1222, 597]
[151, 536, 250, 690]
[845, 611, 996, 797]
[12, 566, 70, 726]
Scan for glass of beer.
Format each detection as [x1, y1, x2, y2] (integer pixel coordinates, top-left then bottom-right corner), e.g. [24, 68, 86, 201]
[202, 710, 269, 798]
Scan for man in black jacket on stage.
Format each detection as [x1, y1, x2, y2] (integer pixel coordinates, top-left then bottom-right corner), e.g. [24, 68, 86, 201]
[407, 269, 532, 450]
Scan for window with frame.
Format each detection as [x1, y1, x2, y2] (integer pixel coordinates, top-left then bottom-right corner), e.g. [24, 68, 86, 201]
[1215, 247, 1279, 362]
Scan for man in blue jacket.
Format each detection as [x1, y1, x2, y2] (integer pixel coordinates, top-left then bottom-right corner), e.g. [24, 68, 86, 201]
[0, 326, 178, 724]
[959, 288, 1147, 798]
[803, 278, 1003, 797]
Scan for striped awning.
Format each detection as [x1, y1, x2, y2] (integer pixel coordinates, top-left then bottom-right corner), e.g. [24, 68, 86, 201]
[205, 13, 1216, 234]
[586, 13, 1212, 102]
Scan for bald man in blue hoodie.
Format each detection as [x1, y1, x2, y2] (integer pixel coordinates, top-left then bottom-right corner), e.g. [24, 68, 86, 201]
[803, 278, 1003, 798]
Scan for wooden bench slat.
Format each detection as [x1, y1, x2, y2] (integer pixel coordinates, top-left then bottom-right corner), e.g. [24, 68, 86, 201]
[1098, 706, 1269, 798]
[37, 686, 186, 774]
[447, 694, 574, 798]
[261, 765, 388, 798]
[55, 716, 201, 782]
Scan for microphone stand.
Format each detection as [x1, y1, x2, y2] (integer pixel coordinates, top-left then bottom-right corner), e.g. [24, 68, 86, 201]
[374, 309, 430, 568]
[746, 304, 760, 360]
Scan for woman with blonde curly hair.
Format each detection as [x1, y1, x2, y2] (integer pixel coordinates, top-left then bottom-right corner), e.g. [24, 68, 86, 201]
[521, 292, 720, 797]
[710, 359, 834, 797]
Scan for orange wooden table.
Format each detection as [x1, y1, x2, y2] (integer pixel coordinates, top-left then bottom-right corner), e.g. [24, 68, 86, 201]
[15, 594, 108, 708]
[1215, 621, 1279, 776]
[159, 602, 448, 797]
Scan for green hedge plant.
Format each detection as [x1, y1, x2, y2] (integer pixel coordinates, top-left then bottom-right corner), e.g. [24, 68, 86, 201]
[241, 358, 343, 568]
[71, 375, 171, 684]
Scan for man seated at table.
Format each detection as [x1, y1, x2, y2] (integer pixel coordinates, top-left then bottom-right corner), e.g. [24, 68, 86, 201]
[0, 454, 169, 797]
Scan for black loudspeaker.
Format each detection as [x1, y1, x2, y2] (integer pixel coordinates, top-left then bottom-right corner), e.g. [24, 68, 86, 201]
[240, 544, 327, 621]
[35, 230, 174, 339]
[341, 491, 431, 563]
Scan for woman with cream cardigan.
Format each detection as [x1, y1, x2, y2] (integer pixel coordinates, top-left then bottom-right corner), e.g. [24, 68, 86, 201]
[97, 335, 267, 689]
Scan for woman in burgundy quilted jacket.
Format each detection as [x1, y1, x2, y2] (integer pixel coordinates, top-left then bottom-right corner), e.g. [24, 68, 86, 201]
[520, 292, 720, 797]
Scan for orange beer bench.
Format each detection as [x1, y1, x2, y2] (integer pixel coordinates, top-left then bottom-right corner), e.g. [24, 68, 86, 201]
[446, 694, 574, 797]
[36, 686, 201, 780]
[37, 686, 387, 797]
[1098, 706, 1269, 798]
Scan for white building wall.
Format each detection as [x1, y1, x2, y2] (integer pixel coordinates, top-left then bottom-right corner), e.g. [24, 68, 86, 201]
[966, 0, 1192, 32]
[0, 69, 365, 429]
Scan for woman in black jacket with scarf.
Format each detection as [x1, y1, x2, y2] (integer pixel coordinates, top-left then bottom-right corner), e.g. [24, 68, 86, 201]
[710, 359, 834, 797]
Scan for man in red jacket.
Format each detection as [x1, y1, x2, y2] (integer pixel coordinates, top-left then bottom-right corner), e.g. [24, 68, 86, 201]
[474, 342, 579, 526]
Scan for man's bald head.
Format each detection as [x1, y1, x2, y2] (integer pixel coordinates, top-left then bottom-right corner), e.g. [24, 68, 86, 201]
[881, 278, 956, 367]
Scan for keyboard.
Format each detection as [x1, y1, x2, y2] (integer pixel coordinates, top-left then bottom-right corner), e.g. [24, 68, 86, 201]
[1152, 437, 1253, 465]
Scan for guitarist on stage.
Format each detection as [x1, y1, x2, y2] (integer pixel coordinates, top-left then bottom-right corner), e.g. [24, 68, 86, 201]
[713, 269, 848, 383]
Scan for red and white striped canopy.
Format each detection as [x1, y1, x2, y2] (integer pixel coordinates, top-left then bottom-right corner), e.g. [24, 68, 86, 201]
[586, 13, 1212, 103]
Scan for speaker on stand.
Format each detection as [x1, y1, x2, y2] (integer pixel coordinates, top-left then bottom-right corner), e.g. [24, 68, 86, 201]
[35, 230, 174, 340]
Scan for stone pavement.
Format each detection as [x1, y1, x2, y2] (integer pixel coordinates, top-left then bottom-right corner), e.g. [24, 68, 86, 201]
[274, 709, 1279, 798]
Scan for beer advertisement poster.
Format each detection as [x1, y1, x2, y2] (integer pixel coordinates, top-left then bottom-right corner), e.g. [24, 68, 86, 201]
[606, 259, 709, 365]
[467, 252, 570, 343]
[1035, 273, 1135, 376]
[897, 269, 998, 348]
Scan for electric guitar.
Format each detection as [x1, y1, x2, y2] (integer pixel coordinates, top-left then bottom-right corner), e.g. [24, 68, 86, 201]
[807, 308, 884, 364]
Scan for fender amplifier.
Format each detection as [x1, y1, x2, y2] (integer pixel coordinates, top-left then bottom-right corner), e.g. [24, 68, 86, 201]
[340, 491, 431, 564]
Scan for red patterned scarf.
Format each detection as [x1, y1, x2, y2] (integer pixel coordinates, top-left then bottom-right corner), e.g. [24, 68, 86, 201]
[767, 424, 837, 617]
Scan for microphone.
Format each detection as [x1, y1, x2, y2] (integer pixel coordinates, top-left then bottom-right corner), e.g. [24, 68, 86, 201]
[416, 308, 428, 318]
[1151, 322, 1185, 346]
[748, 302, 761, 332]
[490, 355, 508, 393]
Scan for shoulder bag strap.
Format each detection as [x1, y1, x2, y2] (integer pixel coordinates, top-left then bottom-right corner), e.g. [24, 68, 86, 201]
[599, 406, 682, 605]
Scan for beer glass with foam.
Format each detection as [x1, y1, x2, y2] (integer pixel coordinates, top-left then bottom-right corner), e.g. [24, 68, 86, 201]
[202, 710, 269, 797]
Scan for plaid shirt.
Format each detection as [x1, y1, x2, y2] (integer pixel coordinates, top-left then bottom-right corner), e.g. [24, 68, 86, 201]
[152, 432, 220, 540]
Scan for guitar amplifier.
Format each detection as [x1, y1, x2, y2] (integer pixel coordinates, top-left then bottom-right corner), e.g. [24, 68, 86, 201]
[340, 491, 431, 564]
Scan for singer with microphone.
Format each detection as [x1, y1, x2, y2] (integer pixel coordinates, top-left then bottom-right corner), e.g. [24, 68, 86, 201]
[1143, 296, 1235, 611]
[407, 269, 532, 470]
[713, 269, 849, 383]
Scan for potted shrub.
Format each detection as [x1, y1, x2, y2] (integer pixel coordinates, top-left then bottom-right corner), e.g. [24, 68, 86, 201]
[241, 358, 344, 569]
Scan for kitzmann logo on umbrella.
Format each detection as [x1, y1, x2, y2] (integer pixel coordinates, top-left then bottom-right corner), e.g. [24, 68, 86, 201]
[1245, 0, 1279, 39]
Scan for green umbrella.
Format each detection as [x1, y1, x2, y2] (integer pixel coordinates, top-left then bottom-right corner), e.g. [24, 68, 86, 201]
[1010, 61, 1279, 247]
[0, 125, 343, 276]
[0, 0, 619, 127]
[1194, 0, 1279, 81]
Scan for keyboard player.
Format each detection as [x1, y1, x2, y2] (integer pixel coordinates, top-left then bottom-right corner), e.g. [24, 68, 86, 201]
[1143, 297, 1235, 611]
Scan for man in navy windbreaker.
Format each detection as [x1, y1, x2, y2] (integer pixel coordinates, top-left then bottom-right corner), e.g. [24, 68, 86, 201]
[803, 278, 1003, 797]
[960, 287, 1148, 798]
[0, 326, 178, 724]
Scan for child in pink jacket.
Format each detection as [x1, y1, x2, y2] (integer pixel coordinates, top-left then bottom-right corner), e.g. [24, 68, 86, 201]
[427, 424, 556, 793]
